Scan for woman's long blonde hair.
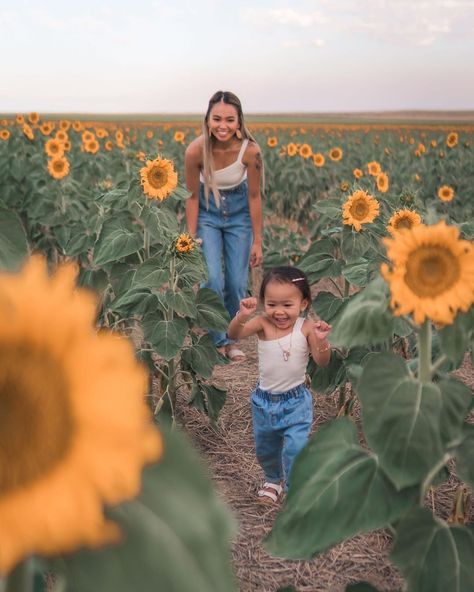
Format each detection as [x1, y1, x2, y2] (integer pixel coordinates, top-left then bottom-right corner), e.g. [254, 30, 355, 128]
[202, 90, 264, 208]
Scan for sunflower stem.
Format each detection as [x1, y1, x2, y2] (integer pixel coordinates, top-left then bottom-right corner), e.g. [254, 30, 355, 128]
[343, 278, 350, 298]
[143, 229, 150, 259]
[5, 560, 33, 592]
[418, 320, 432, 383]
[328, 277, 344, 298]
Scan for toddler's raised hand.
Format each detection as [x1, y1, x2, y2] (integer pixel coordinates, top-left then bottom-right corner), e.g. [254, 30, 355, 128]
[313, 319, 332, 341]
[239, 297, 257, 319]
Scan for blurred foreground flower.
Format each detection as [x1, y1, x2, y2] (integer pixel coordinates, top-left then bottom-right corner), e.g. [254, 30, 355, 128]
[140, 156, 177, 200]
[0, 256, 162, 574]
[381, 221, 474, 325]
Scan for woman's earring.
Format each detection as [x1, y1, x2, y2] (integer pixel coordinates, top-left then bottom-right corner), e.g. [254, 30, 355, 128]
[235, 129, 242, 139]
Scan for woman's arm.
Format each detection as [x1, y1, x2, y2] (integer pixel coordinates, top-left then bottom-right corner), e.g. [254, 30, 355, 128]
[244, 142, 263, 268]
[184, 138, 203, 237]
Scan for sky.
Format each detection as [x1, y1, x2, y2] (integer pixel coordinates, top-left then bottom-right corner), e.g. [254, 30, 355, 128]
[1, 0, 474, 114]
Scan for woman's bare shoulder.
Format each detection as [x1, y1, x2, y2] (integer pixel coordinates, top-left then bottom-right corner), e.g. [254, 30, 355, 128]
[185, 135, 204, 159]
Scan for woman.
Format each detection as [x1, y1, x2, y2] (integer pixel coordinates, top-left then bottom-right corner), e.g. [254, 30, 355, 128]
[185, 90, 263, 362]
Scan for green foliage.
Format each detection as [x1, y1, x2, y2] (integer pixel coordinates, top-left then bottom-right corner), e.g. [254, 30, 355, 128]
[391, 508, 474, 592]
[266, 418, 417, 558]
[60, 427, 237, 592]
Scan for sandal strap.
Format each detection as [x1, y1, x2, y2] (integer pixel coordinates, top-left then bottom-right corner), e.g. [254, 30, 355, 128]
[258, 482, 282, 502]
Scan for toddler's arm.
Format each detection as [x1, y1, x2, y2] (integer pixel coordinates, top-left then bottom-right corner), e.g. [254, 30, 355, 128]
[227, 297, 263, 339]
[307, 320, 332, 367]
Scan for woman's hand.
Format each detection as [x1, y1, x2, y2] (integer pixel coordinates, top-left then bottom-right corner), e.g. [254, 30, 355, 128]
[249, 242, 263, 268]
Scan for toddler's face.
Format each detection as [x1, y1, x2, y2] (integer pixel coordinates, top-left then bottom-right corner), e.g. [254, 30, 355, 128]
[263, 281, 308, 331]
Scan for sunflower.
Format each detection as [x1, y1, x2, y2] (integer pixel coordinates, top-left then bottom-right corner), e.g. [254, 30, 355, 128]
[342, 189, 380, 231]
[376, 172, 389, 193]
[446, 132, 458, 148]
[431, 139, 438, 148]
[72, 121, 83, 132]
[437, 185, 455, 202]
[83, 139, 100, 155]
[95, 128, 108, 139]
[287, 143, 298, 157]
[15, 114, 25, 125]
[0, 129, 10, 141]
[104, 140, 113, 151]
[175, 233, 194, 253]
[115, 130, 124, 143]
[82, 131, 95, 143]
[40, 123, 54, 136]
[47, 156, 70, 180]
[298, 143, 312, 159]
[59, 120, 71, 131]
[45, 139, 64, 158]
[28, 112, 40, 125]
[0, 256, 161, 574]
[328, 147, 343, 161]
[136, 151, 146, 162]
[313, 153, 325, 167]
[140, 156, 178, 200]
[22, 124, 34, 141]
[173, 131, 185, 143]
[353, 168, 363, 179]
[340, 181, 350, 192]
[367, 161, 381, 176]
[146, 130, 154, 139]
[387, 209, 422, 235]
[267, 136, 278, 148]
[55, 130, 68, 143]
[381, 221, 474, 325]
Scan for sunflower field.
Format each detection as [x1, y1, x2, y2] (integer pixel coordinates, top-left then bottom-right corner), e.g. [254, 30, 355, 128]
[0, 112, 473, 591]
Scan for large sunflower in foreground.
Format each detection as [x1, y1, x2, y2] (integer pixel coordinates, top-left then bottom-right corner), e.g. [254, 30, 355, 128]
[0, 256, 162, 574]
[342, 189, 380, 231]
[381, 221, 474, 325]
[140, 156, 178, 200]
[387, 209, 422, 235]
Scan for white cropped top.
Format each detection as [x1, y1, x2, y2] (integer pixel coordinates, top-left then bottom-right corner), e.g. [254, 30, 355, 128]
[258, 317, 309, 393]
[200, 139, 248, 189]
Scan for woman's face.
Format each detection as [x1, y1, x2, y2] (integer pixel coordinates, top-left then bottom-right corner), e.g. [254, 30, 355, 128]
[207, 101, 240, 143]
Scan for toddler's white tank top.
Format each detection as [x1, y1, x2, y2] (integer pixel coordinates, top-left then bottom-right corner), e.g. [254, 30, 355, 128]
[258, 317, 309, 393]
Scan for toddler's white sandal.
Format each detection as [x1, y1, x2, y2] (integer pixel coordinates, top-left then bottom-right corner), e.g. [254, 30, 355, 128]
[257, 482, 282, 504]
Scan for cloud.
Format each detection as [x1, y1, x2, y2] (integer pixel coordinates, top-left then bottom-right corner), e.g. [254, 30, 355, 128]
[243, 0, 474, 47]
[243, 7, 327, 28]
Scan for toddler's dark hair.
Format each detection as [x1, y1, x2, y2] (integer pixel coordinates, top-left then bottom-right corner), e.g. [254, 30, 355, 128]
[259, 266, 311, 302]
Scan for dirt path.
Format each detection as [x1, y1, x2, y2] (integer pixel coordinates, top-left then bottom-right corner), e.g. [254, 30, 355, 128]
[180, 336, 404, 592]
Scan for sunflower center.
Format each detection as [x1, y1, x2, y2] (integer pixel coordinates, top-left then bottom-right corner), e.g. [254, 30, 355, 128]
[404, 245, 460, 297]
[350, 198, 369, 220]
[395, 217, 412, 230]
[148, 166, 168, 189]
[53, 160, 65, 172]
[0, 344, 73, 495]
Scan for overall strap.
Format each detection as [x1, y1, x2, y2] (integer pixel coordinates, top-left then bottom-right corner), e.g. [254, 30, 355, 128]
[237, 139, 249, 163]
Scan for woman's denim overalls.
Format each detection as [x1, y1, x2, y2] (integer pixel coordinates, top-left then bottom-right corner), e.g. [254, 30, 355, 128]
[197, 180, 252, 347]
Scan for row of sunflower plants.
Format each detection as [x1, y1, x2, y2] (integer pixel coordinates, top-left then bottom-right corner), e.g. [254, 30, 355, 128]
[265, 184, 474, 590]
[0, 124, 230, 424]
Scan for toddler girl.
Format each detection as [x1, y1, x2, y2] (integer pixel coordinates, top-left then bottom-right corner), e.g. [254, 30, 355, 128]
[227, 266, 331, 503]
